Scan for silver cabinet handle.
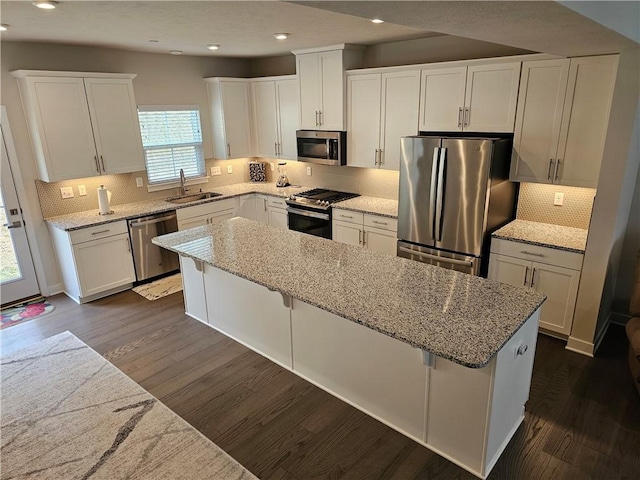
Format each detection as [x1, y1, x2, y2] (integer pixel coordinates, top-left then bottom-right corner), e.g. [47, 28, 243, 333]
[91, 229, 111, 235]
[100, 155, 106, 173]
[554, 159, 562, 181]
[315, 111, 319, 127]
[363, 230, 367, 247]
[4, 220, 22, 229]
[126, 240, 131, 253]
[374, 148, 379, 165]
[464, 107, 469, 127]
[378, 149, 384, 166]
[358, 229, 362, 245]
[339, 214, 353, 219]
[531, 268, 537, 288]
[458, 107, 463, 128]
[520, 250, 545, 258]
[523, 265, 530, 286]
[263, 199, 267, 212]
[547, 159, 554, 180]
[227, 143, 231, 157]
[318, 110, 322, 127]
[372, 220, 388, 226]
[94, 155, 100, 173]
[275, 142, 278, 156]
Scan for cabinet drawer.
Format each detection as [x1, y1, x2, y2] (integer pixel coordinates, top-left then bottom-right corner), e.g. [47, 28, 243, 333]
[266, 196, 287, 209]
[490, 238, 583, 271]
[364, 214, 397, 232]
[177, 198, 238, 221]
[69, 220, 128, 245]
[333, 209, 364, 224]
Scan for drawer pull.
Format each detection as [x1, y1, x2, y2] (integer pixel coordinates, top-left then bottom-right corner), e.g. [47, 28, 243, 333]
[372, 220, 388, 226]
[341, 214, 353, 219]
[521, 250, 545, 258]
[91, 229, 111, 235]
[523, 266, 530, 287]
[516, 344, 529, 357]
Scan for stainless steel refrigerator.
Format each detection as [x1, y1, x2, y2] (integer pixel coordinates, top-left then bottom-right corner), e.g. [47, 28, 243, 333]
[397, 136, 517, 276]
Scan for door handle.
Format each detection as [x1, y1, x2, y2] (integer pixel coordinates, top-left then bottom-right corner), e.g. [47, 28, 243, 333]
[554, 159, 562, 181]
[4, 220, 22, 229]
[458, 107, 463, 128]
[547, 159, 554, 180]
[428, 147, 439, 241]
[94, 155, 101, 173]
[100, 155, 106, 173]
[435, 147, 447, 242]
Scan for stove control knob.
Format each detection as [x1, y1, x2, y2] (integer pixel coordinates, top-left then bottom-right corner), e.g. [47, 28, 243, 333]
[316, 200, 321, 204]
[288, 195, 296, 200]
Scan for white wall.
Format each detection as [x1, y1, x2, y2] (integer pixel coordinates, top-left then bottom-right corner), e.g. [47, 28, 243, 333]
[1, 41, 250, 294]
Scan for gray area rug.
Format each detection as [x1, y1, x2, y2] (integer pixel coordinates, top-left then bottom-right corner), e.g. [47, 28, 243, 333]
[0, 331, 256, 480]
[132, 273, 183, 301]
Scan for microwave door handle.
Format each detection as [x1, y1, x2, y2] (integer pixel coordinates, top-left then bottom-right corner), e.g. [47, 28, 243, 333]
[435, 147, 447, 242]
[428, 147, 439, 241]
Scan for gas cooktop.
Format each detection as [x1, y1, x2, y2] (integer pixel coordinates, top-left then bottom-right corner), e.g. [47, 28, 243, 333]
[286, 188, 360, 210]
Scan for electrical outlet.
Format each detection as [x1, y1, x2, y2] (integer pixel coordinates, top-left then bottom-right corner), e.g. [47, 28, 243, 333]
[60, 187, 74, 199]
[270, 162, 275, 171]
[306, 166, 312, 176]
[136, 177, 144, 187]
[211, 166, 221, 176]
[77, 184, 87, 196]
[553, 192, 564, 206]
[227, 165, 233, 174]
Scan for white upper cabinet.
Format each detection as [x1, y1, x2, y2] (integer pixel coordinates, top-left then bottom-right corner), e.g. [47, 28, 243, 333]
[205, 78, 253, 159]
[295, 45, 364, 131]
[347, 70, 420, 170]
[12, 71, 144, 182]
[511, 55, 618, 188]
[251, 76, 299, 159]
[419, 62, 521, 133]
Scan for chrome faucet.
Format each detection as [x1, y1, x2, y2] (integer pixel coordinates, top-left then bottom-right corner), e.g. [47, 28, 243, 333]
[179, 168, 189, 195]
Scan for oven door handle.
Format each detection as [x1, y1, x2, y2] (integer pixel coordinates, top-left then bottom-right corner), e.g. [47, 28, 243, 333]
[286, 207, 330, 221]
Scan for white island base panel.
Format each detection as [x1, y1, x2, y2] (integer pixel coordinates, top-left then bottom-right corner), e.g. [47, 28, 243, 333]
[180, 257, 540, 479]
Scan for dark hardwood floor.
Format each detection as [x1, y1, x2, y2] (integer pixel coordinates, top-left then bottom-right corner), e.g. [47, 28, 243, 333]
[1, 291, 638, 479]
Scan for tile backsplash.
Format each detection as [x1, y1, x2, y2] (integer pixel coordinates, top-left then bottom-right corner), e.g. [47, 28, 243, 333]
[516, 183, 596, 230]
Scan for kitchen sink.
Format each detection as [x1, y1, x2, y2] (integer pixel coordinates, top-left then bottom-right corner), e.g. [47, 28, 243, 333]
[166, 192, 222, 204]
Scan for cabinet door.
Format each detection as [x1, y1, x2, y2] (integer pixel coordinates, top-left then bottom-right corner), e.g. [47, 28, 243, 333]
[531, 262, 580, 336]
[347, 74, 381, 168]
[418, 67, 466, 132]
[510, 59, 570, 183]
[251, 81, 278, 157]
[365, 226, 397, 256]
[332, 220, 362, 247]
[487, 253, 531, 289]
[236, 194, 257, 221]
[73, 234, 136, 298]
[297, 53, 321, 129]
[379, 70, 420, 170]
[275, 79, 300, 160]
[179, 256, 207, 323]
[84, 78, 145, 175]
[464, 63, 521, 133]
[220, 81, 253, 158]
[255, 195, 270, 224]
[24, 77, 97, 181]
[319, 50, 345, 130]
[556, 55, 618, 188]
[268, 207, 288, 229]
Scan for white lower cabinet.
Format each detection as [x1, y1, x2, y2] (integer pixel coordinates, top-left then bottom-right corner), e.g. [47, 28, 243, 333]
[332, 209, 397, 255]
[49, 221, 136, 303]
[176, 198, 239, 230]
[182, 261, 541, 478]
[254, 195, 288, 229]
[235, 194, 257, 221]
[488, 238, 583, 336]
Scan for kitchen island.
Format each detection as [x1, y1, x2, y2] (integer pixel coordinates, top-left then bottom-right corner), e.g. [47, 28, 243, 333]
[153, 218, 545, 479]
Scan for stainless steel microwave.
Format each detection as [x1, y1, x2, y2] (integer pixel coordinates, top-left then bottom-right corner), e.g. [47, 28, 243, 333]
[296, 130, 346, 166]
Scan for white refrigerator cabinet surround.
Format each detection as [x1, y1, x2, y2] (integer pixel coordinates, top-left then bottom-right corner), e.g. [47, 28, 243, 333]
[419, 62, 521, 133]
[488, 238, 583, 336]
[251, 76, 299, 159]
[12, 71, 144, 182]
[48, 221, 136, 304]
[347, 70, 420, 170]
[510, 55, 618, 188]
[205, 78, 253, 159]
[294, 45, 364, 130]
[332, 208, 398, 256]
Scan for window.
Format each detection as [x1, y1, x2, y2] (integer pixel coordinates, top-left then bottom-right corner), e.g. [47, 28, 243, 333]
[137, 106, 205, 186]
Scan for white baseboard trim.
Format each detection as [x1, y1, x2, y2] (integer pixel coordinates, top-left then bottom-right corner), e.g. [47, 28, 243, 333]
[566, 336, 595, 357]
[43, 283, 64, 297]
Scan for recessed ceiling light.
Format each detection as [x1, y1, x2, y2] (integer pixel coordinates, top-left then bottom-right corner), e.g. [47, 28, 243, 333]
[33, 1, 58, 9]
[371, 18, 384, 24]
[0, 24, 8, 32]
[207, 44, 220, 50]
[169, 50, 183, 55]
[274, 33, 289, 40]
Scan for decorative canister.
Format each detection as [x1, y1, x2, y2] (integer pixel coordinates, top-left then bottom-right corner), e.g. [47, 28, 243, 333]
[249, 161, 266, 182]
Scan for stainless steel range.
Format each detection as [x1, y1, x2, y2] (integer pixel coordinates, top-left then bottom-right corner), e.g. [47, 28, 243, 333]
[286, 188, 360, 238]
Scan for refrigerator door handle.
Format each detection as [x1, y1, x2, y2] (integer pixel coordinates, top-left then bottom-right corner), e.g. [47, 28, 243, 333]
[435, 147, 447, 242]
[428, 147, 440, 241]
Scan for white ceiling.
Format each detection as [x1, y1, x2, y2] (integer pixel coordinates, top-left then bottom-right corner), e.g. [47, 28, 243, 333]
[0, 1, 637, 59]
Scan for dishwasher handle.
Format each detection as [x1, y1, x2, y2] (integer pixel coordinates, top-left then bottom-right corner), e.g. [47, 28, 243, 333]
[129, 213, 177, 228]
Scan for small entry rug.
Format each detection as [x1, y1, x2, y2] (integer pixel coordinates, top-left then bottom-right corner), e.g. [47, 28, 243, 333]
[132, 273, 183, 300]
[1, 299, 55, 330]
[0, 331, 256, 479]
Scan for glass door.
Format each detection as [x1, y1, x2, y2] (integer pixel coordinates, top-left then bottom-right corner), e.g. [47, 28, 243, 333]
[1, 125, 40, 305]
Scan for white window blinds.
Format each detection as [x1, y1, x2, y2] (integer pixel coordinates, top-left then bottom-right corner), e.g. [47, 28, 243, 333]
[137, 106, 205, 185]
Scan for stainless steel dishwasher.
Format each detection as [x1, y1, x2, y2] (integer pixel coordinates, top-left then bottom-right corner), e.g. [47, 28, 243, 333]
[128, 211, 180, 282]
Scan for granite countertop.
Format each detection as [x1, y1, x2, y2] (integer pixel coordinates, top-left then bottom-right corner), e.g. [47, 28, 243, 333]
[332, 195, 398, 218]
[45, 182, 309, 231]
[492, 219, 588, 254]
[153, 218, 545, 369]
